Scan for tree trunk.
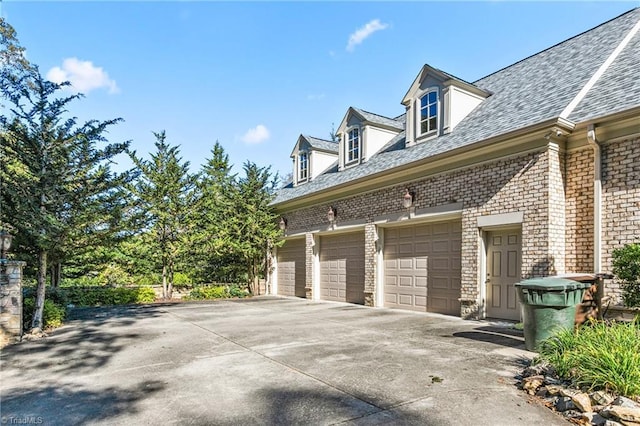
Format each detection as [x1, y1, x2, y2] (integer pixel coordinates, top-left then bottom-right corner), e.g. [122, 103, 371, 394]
[31, 250, 47, 331]
[162, 262, 168, 300]
[167, 258, 174, 300]
[50, 262, 61, 288]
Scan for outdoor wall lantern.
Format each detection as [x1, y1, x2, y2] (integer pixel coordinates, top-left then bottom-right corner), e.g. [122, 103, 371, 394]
[327, 206, 337, 223]
[0, 230, 13, 261]
[279, 217, 287, 231]
[402, 188, 415, 209]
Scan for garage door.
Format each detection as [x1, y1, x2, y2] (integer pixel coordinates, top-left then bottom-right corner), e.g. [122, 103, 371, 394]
[320, 232, 365, 304]
[384, 220, 461, 315]
[277, 239, 306, 298]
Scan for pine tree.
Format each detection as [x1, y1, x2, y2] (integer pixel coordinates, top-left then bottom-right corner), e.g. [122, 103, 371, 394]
[229, 162, 282, 294]
[0, 69, 129, 331]
[128, 131, 196, 299]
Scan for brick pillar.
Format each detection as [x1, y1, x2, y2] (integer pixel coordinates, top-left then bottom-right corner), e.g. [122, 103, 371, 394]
[305, 233, 314, 299]
[1, 261, 26, 347]
[363, 224, 377, 307]
[547, 142, 566, 275]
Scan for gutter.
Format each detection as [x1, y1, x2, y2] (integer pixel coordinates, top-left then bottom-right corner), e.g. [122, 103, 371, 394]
[586, 124, 602, 274]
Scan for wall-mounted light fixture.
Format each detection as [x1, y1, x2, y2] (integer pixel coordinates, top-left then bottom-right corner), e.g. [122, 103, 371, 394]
[0, 229, 13, 261]
[327, 206, 337, 223]
[278, 218, 287, 231]
[402, 189, 415, 209]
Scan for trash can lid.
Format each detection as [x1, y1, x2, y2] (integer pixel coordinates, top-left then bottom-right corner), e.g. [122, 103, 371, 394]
[514, 277, 591, 290]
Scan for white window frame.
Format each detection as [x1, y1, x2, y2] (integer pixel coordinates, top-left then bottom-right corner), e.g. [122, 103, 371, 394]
[298, 151, 308, 182]
[346, 127, 360, 165]
[417, 89, 439, 139]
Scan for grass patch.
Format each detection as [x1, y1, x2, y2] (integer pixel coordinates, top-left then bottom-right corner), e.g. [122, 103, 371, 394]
[536, 319, 640, 398]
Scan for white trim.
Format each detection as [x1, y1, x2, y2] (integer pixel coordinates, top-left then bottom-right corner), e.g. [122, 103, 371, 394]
[477, 212, 524, 228]
[560, 16, 640, 119]
[374, 202, 463, 226]
[478, 229, 487, 319]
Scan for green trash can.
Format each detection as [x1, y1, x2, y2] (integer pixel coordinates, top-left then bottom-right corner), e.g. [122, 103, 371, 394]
[515, 278, 591, 352]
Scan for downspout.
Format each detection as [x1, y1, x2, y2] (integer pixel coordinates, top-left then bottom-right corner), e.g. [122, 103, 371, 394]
[586, 124, 601, 274]
[587, 124, 605, 319]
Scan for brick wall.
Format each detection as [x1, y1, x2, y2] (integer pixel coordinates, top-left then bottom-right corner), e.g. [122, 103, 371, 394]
[565, 148, 594, 272]
[305, 233, 314, 299]
[601, 136, 640, 304]
[283, 146, 558, 317]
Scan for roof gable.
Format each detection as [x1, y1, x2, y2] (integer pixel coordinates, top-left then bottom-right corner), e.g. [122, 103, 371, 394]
[401, 64, 490, 106]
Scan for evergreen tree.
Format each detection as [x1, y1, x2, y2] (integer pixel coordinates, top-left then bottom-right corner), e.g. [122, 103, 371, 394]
[190, 142, 239, 283]
[0, 68, 129, 331]
[229, 162, 282, 294]
[128, 131, 196, 299]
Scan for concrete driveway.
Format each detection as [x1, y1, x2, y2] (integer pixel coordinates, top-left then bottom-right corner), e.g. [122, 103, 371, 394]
[0, 297, 564, 425]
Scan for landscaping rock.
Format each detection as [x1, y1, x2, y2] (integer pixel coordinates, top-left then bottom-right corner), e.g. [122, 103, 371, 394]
[570, 392, 593, 413]
[613, 397, 640, 410]
[546, 385, 563, 395]
[602, 406, 640, 423]
[522, 375, 544, 395]
[592, 391, 616, 407]
[556, 397, 576, 412]
[535, 387, 548, 398]
[523, 364, 548, 377]
[604, 421, 624, 426]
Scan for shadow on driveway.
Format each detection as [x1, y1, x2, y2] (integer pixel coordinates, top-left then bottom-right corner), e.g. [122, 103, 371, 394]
[0, 380, 165, 425]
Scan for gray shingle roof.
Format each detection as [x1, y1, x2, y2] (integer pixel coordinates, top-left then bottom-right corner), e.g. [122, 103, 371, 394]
[352, 108, 405, 130]
[303, 135, 339, 153]
[274, 8, 640, 206]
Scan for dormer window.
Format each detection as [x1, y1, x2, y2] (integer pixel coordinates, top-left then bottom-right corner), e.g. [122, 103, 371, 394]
[420, 90, 438, 136]
[347, 128, 360, 164]
[298, 152, 308, 181]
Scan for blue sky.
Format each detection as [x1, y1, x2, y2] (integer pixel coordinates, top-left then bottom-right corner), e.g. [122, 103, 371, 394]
[2, 1, 638, 179]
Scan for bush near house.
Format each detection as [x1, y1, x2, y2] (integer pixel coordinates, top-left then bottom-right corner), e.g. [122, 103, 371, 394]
[186, 284, 247, 300]
[24, 286, 157, 308]
[23, 298, 66, 330]
[612, 243, 640, 307]
[537, 319, 640, 398]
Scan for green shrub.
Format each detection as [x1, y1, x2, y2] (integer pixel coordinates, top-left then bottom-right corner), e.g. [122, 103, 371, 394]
[23, 298, 66, 330]
[537, 320, 640, 397]
[187, 285, 227, 300]
[172, 272, 193, 288]
[612, 243, 640, 307]
[228, 284, 247, 298]
[186, 284, 248, 300]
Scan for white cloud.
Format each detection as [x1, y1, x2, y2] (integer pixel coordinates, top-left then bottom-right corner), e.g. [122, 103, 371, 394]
[346, 19, 389, 52]
[306, 93, 326, 101]
[241, 124, 270, 144]
[46, 57, 119, 94]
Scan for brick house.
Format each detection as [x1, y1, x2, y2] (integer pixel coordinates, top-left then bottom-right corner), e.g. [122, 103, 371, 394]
[270, 9, 640, 320]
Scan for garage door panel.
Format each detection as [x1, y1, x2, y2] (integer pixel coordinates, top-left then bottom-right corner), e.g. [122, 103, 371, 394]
[384, 220, 461, 315]
[277, 239, 306, 298]
[320, 232, 365, 304]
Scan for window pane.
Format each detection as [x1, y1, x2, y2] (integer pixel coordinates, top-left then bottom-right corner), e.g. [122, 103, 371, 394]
[429, 117, 437, 131]
[429, 91, 437, 103]
[421, 96, 428, 107]
[421, 108, 427, 119]
[429, 104, 437, 117]
[421, 121, 428, 133]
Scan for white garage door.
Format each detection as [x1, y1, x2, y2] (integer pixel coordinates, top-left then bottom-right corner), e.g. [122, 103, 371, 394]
[277, 239, 306, 298]
[384, 220, 461, 315]
[320, 232, 365, 304]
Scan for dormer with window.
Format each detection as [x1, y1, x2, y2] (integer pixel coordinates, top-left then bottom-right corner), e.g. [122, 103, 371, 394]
[290, 135, 338, 186]
[336, 107, 403, 171]
[402, 64, 491, 147]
